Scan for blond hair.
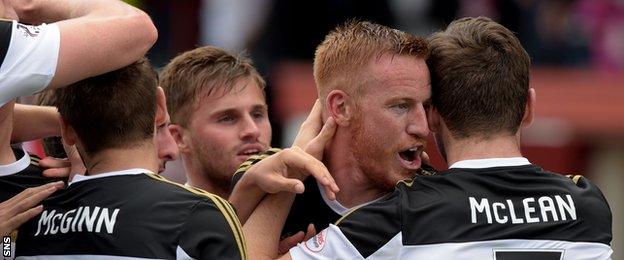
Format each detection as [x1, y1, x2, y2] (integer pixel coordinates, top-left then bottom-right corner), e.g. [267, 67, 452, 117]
[160, 46, 265, 126]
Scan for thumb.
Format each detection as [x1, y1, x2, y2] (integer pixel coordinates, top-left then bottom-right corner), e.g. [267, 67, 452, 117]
[305, 117, 337, 159]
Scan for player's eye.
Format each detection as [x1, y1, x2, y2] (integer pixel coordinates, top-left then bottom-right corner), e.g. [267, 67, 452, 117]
[252, 111, 266, 119]
[390, 103, 410, 113]
[217, 115, 235, 123]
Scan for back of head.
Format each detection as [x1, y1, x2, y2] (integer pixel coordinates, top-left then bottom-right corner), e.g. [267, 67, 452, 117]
[427, 17, 530, 139]
[314, 20, 428, 99]
[160, 46, 265, 127]
[54, 58, 158, 156]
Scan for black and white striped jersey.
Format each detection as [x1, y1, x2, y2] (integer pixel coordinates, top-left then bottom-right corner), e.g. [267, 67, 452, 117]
[290, 158, 612, 260]
[233, 148, 343, 238]
[0, 19, 59, 105]
[0, 146, 63, 202]
[16, 168, 246, 260]
[233, 148, 437, 240]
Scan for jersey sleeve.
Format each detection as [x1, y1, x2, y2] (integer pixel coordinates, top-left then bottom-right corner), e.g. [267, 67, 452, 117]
[0, 20, 60, 106]
[177, 198, 247, 260]
[231, 147, 282, 190]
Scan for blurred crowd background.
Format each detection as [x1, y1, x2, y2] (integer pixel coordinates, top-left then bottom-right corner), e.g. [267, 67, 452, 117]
[20, 0, 624, 258]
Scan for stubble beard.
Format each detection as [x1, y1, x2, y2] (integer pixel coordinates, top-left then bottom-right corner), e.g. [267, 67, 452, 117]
[192, 141, 235, 191]
[350, 113, 397, 191]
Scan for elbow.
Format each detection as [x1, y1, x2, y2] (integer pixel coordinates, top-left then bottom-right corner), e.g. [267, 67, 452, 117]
[139, 12, 158, 50]
[123, 10, 158, 60]
[133, 11, 158, 55]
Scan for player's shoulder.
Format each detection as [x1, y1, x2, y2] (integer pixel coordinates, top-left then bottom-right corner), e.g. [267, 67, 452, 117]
[332, 190, 403, 258]
[143, 172, 231, 207]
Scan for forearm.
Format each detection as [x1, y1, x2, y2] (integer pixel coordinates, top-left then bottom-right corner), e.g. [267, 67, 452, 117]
[243, 192, 296, 260]
[228, 175, 266, 225]
[12, 104, 60, 143]
[13, 0, 143, 25]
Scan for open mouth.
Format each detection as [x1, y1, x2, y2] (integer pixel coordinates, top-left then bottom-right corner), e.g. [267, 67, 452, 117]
[238, 148, 261, 156]
[236, 144, 267, 161]
[398, 146, 422, 170]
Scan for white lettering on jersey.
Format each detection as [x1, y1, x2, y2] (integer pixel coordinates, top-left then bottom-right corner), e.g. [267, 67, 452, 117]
[469, 195, 577, 224]
[35, 206, 120, 236]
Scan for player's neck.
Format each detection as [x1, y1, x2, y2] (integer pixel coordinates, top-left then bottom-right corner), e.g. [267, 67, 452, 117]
[182, 156, 231, 198]
[444, 133, 523, 167]
[185, 169, 230, 199]
[83, 141, 159, 175]
[0, 104, 16, 164]
[326, 144, 388, 209]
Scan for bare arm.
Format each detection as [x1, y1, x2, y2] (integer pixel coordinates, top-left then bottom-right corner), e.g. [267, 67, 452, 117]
[11, 104, 60, 143]
[241, 148, 332, 260]
[12, 0, 157, 88]
[244, 192, 295, 260]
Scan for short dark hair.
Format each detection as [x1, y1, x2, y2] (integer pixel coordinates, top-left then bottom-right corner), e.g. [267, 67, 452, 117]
[54, 58, 158, 156]
[427, 17, 530, 138]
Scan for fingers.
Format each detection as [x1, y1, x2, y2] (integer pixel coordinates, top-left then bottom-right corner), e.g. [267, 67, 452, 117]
[4, 205, 44, 234]
[278, 231, 305, 255]
[282, 147, 339, 200]
[39, 157, 70, 169]
[304, 117, 336, 159]
[2, 181, 63, 208]
[261, 175, 305, 194]
[0, 181, 63, 236]
[40, 157, 72, 178]
[303, 223, 316, 241]
[420, 151, 430, 164]
[42, 167, 71, 178]
[293, 100, 323, 148]
[8, 181, 63, 216]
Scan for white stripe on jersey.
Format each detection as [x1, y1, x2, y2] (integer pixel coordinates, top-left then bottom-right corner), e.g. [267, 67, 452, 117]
[16, 245, 196, 260]
[399, 238, 612, 260]
[176, 245, 193, 260]
[17, 255, 164, 260]
[290, 225, 612, 260]
[290, 225, 364, 260]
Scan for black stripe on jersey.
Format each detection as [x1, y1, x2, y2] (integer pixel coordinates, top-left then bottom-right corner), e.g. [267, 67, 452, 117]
[398, 165, 612, 246]
[145, 173, 247, 260]
[0, 20, 11, 65]
[337, 191, 402, 258]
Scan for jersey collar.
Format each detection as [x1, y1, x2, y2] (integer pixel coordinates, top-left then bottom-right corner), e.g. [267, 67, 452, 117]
[317, 180, 390, 216]
[69, 168, 153, 186]
[0, 146, 31, 176]
[449, 157, 531, 169]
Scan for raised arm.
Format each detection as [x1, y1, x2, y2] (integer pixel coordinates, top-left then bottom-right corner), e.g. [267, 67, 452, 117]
[12, 0, 157, 89]
[11, 104, 60, 142]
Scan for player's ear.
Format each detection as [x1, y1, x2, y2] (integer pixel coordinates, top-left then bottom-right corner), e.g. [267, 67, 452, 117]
[427, 105, 441, 133]
[168, 124, 191, 153]
[59, 115, 77, 146]
[325, 90, 354, 126]
[155, 87, 167, 127]
[521, 88, 536, 127]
